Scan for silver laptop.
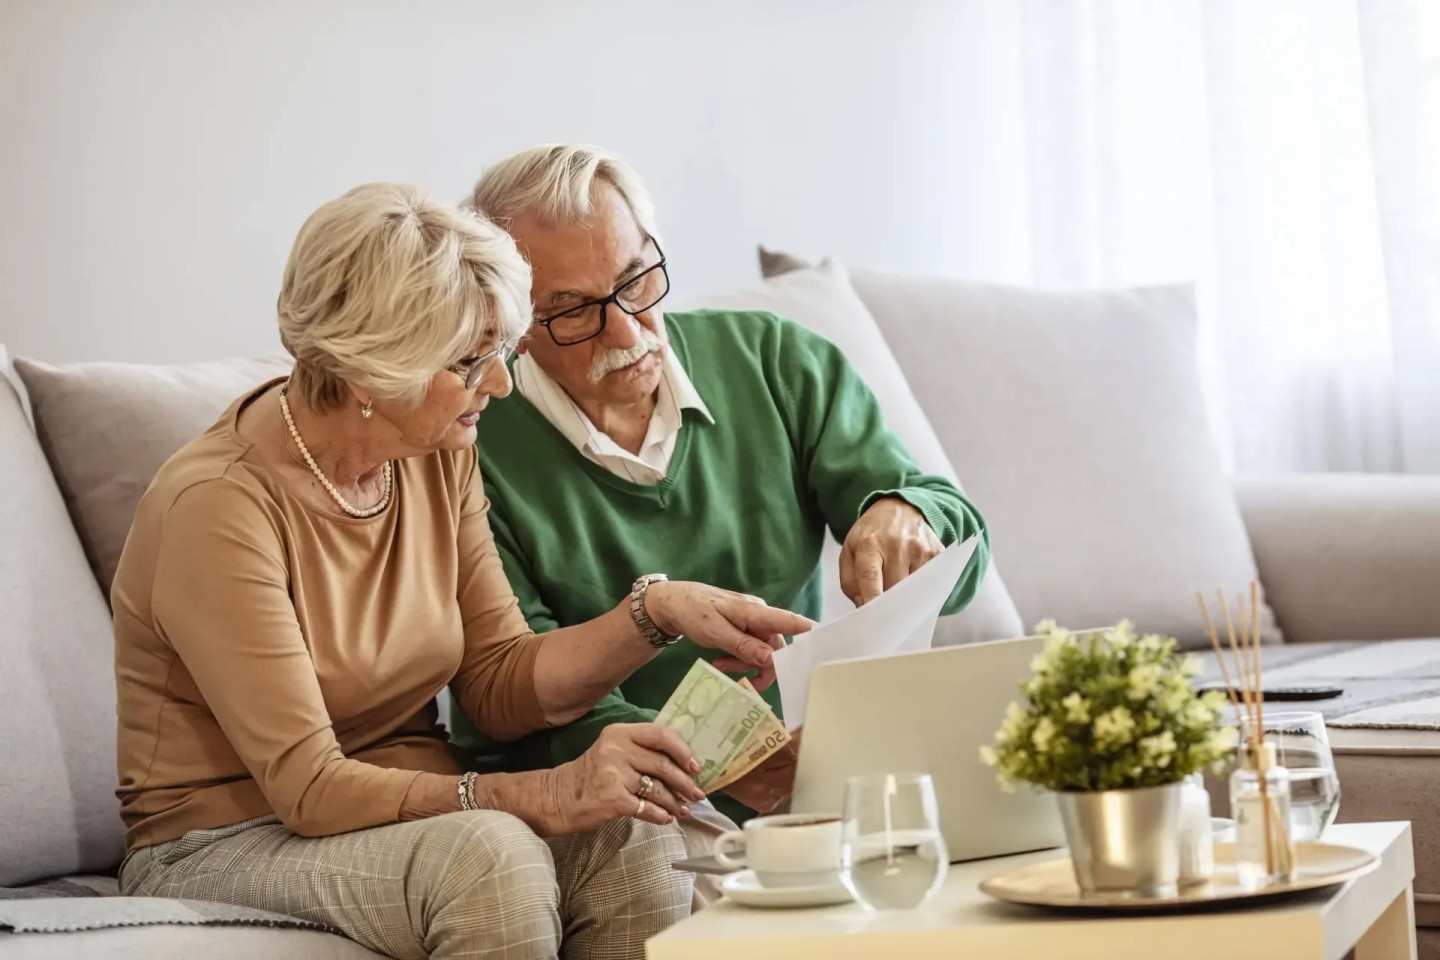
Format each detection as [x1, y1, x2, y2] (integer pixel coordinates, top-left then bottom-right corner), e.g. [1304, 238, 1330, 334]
[790, 636, 1065, 863]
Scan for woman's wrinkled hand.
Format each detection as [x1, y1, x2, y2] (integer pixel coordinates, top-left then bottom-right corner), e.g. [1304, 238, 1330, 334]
[533, 723, 709, 836]
[644, 583, 813, 690]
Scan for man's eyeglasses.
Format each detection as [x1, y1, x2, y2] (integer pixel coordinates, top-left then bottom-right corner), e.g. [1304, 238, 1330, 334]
[533, 237, 670, 346]
[448, 337, 520, 390]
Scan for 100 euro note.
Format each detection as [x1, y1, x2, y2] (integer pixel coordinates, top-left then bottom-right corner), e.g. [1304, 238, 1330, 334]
[654, 659, 773, 790]
[707, 678, 791, 792]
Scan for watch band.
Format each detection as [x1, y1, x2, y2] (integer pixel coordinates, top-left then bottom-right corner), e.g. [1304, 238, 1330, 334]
[630, 574, 680, 648]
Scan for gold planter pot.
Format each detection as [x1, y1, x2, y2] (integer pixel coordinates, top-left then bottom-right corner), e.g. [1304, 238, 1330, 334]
[1054, 783, 1184, 898]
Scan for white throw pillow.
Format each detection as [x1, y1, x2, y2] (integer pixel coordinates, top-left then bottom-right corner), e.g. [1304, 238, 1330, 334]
[678, 261, 1027, 645]
[834, 263, 1280, 646]
[14, 354, 293, 595]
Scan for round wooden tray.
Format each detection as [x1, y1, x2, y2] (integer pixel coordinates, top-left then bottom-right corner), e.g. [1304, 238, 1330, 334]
[980, 841, 1378, 911]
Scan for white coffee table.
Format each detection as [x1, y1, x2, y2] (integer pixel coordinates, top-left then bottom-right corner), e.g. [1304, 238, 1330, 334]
[649, 821, 1416, 960]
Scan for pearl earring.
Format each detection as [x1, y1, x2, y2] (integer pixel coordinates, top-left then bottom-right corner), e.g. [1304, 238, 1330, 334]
[361, 401, 373, 420]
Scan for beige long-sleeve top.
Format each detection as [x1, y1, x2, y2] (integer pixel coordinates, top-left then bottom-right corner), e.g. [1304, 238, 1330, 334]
[113, 381, 545, 850]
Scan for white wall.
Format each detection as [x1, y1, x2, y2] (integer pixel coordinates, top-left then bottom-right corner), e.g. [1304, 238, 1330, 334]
[0, 0, 1032, 364]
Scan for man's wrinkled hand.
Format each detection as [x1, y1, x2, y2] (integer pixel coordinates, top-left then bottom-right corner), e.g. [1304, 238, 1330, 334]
[839, 498, 942, 607]
[721, 732, 802, 815]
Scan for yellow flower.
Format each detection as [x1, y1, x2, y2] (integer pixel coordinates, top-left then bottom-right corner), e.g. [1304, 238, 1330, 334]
[1158, 679, 1191, 713]
[1201, 689, 1229, 713]
[1139, 633, 1169, 654]
[1209, 725, 1240, 752]
[1127, 663, 1163, 700]
[1094, 706, 1137, 747]
[979, 745, 999, 767]
[1108, 620, 1137, 648]
[1140, 730, 1177, 767]
[1063, 692, 1090, 723]
[1031, 717, 1058, 753]
[998, 700, 1027, 741]
[1183, 698, 1215, 728]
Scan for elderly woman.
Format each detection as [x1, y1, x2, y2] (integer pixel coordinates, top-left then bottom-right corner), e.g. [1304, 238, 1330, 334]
[111, 183, 810, 960]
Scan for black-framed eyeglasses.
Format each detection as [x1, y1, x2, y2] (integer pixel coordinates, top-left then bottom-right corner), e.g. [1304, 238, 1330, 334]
[533, 237, 669, 346]
[448, 337, 521, 390]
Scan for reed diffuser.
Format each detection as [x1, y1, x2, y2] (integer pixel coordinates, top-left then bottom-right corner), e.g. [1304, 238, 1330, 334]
[1198, 582, 1297, 889]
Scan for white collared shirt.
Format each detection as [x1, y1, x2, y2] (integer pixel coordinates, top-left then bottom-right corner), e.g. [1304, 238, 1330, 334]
[512, 348, 714, 486]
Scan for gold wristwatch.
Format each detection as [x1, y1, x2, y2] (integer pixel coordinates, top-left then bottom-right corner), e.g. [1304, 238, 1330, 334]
[630, 574, 681, 648]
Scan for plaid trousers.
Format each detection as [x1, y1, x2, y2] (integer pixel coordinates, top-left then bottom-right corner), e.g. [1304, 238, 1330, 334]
[120, 811, 690, 960]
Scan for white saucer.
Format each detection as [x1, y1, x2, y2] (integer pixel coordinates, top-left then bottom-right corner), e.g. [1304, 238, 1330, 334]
[719, 870, 853, 909]
[1211, 816, 1236, 840]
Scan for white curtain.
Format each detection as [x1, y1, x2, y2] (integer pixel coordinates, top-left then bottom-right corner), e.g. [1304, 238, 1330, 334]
[994, 0, 1440, 474]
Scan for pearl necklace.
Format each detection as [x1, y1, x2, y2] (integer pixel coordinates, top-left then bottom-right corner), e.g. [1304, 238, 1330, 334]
[279, 388, 393, 518]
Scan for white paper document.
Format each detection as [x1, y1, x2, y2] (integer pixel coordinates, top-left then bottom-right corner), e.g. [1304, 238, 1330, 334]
[771, 535, 978, 729]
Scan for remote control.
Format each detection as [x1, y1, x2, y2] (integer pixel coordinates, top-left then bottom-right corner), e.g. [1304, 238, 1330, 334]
[1259, 685, 1344, 702]
[1200, 684, 1343, 702]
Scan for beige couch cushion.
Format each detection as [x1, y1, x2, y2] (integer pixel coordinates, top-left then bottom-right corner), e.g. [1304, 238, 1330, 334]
[0, 351, 125, 885]
[759, 251, 1278, 646]
[13, 355, 292, 595]
[1236, 475, 1440, 643]
[678, 261, 1026, 645]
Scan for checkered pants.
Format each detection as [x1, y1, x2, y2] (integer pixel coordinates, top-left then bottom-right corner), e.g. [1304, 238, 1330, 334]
[120, 811, 690, 960]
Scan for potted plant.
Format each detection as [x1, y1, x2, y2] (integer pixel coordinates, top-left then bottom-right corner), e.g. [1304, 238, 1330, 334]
[982, 620, 1237, 897]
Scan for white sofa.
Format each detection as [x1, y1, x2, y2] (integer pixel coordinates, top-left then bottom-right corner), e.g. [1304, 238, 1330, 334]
[3, 255, 1439, 957]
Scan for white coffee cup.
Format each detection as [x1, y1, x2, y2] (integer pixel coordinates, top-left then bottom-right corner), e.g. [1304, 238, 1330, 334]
[713, 813, 842, 888]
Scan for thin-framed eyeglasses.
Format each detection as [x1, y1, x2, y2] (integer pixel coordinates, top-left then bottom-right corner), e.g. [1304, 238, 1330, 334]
[533, 236, 669, 346]
[448, 337, 521, 390]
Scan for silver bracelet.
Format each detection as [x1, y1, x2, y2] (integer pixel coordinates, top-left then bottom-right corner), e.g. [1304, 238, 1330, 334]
[457, 771, 479, 811]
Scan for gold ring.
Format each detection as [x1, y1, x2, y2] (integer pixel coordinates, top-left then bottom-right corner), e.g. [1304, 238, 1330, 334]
[637, 775, 654, 800]
[634, 797, 646, 818]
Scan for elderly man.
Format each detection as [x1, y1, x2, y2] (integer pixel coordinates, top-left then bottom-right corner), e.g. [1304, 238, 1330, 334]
[449, 144, 991, 891]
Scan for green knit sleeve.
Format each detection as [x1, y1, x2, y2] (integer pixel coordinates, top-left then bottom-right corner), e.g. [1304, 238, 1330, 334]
[771, 317, 991, 615]
[503, 691, 661, 771]
[447, 479, 659, 764]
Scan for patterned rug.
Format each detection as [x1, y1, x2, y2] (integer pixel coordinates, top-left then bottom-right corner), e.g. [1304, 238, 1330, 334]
[1192, 638, 1440, 729]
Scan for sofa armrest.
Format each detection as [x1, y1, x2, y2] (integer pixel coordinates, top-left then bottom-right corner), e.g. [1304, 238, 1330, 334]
[1236, 475, 1440, 643]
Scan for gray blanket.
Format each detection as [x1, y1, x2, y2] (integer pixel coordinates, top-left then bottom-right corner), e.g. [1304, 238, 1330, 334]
[1193, 638, 1440, 729]
[0, 892, 333, 935]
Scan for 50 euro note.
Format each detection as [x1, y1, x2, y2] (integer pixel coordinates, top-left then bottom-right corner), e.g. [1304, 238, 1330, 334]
[654, 659, 775, 791]
[706, 678, 791, 792]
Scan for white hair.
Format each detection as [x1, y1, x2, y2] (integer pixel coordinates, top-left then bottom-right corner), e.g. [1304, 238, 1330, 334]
[278, 182, 532, 412]
[466, 144, 659, 240]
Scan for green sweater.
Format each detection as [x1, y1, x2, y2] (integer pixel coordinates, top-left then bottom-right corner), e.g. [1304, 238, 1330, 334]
[451, 309, 990, 823]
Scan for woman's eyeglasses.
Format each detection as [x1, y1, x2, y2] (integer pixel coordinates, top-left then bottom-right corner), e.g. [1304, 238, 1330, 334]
[449, 338, 520, 390]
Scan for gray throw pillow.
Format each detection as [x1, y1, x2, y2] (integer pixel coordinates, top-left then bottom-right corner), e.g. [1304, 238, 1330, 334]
[14, 355, 292, 596]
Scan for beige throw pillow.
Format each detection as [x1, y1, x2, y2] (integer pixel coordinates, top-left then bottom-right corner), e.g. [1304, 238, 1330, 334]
[678, 261, 1028, 646]
[14, 354, 293, 595]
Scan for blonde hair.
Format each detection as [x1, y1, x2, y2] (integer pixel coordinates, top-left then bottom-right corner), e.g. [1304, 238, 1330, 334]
[278, 182, 532, 412]
[467, 144, 659, 240]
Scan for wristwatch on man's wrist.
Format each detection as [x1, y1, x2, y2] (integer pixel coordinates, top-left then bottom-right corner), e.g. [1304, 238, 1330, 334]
[630, 574, 681, 648]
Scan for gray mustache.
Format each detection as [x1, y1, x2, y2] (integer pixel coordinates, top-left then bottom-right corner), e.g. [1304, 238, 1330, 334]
[588, 330, 665, 381]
